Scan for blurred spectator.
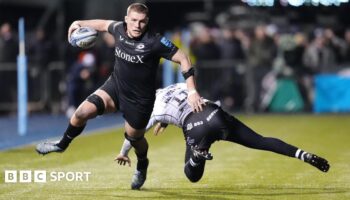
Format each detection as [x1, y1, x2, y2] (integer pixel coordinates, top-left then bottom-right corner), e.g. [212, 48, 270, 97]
[190, 24, 221, 60]
[248, 25, 277, 69]
[301, 29, 338, 109]
[246, 25, 277, 111]
[218, 27, 245, 60]
[323, 28, 344, 64]
[66, 52, 97, 118]
[274, 32, 313, 111]
[28, 28, 54, 68]
[0, 22, 18, 106]
[283, 33, 307, 74]
[341, 29, 350, 64]
[217, 27, 246, 110]
[289, 33, 314, 111]
[190, 23, 221, 99]
[303, 29, 337, 74]
[27, 28, 54, 102]
[0, 22, 18, 62]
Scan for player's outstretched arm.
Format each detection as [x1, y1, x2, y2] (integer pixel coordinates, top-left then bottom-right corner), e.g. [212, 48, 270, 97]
[171, 49, 205, 112]
[114, 154, 131, 167]
[115, 139, 132, 167]
[153, 122, 168, 136]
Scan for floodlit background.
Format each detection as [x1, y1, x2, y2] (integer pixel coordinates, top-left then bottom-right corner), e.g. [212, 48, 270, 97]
[0, 0, 349, 199]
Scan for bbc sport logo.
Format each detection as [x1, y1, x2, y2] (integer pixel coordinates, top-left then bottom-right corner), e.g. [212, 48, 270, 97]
[4, 170, 91, 183]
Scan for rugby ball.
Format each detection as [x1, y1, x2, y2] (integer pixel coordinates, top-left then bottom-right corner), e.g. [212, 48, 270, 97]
[69, 27, 98, 49]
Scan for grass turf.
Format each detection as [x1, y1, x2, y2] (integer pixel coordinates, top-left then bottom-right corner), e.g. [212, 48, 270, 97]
[0, 114, 349, 199]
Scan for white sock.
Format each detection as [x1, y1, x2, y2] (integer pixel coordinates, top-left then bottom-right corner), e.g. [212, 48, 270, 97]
[295, 149, 308, 161]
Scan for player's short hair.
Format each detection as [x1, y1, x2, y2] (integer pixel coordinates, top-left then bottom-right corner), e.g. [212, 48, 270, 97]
[127, 3, 149, 17]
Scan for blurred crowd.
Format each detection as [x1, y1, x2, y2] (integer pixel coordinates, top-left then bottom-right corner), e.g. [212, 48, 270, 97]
[0, 22, 115, 116]
[187, 22, 350, 112]
[1, 19, 350, 114]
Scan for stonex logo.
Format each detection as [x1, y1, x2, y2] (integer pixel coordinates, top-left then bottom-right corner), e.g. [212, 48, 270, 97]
[4, 170, 91, 183]
[115, 47, 144, 63]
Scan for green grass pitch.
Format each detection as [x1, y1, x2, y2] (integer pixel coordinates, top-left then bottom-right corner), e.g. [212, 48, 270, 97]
[0, 114, 349, 199]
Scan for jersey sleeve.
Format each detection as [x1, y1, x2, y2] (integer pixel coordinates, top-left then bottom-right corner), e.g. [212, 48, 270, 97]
[120, 139, 132, 156]
[107, 21, 121, 35]
[153, 34, 178, 60]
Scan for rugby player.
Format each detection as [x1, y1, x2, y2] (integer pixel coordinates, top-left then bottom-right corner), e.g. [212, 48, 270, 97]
[36, 3, 204, 190]
[116, 83, 330, 187]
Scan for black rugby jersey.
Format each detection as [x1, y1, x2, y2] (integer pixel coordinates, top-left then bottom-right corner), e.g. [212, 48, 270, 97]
[108, 21, 178, 108]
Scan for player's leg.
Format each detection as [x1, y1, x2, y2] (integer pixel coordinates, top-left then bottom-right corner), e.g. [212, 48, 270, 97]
[125, 121, 149, 190]
[182, 107, 219, 183]
[122, 102, 153, 189]
[36, 89, 117, 155]
[183, 143, 206, 183]
[125, 122, 148, 165]
[220, 111, 330, 172]
[61, 89, 116, 147]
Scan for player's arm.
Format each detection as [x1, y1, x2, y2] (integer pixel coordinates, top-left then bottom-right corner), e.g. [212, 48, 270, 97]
[68, 20, 115, 42]
[154, 122, 168, 136]
[171, 49, 205, 112]
[114, 139, 132, 167]
[145, 115, 167, 135]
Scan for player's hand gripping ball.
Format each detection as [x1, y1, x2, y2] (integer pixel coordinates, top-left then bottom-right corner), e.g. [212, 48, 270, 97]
[69, 27, 98, 49]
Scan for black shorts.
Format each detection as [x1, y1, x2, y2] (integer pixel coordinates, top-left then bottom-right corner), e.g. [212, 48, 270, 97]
[182, 103, 226, 150]
[100, 75, 153, 129]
